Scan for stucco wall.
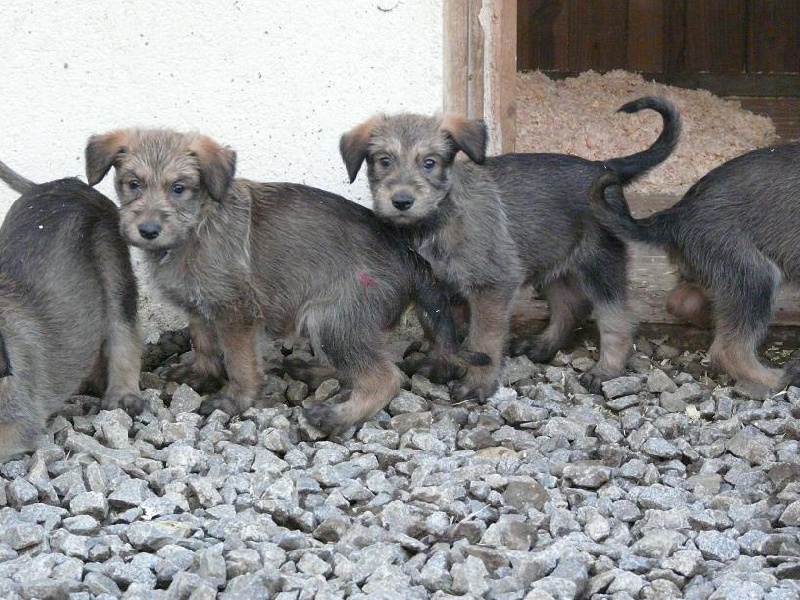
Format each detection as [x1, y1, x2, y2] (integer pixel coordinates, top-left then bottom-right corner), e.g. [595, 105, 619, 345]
[0, 0, 444, 340]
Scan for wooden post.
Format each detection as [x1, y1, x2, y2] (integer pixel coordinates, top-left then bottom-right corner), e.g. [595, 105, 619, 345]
[444, 0, 516, 153]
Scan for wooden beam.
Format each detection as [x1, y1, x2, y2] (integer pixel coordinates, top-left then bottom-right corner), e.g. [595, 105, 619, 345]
[480, 0, 517, 153]
[443, 0, 470, 115]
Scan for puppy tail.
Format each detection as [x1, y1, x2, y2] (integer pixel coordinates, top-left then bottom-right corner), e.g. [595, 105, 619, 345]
[606, 96, 682, 184]
[0, 160, 35, 194]
[588, 168, 673, 245]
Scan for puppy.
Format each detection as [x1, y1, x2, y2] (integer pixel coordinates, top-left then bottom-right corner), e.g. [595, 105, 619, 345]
[589, 142, 800, 390]
[0, 160, 143, 462]
[85, 128, 485, 434]
[340, 96, 681, 397]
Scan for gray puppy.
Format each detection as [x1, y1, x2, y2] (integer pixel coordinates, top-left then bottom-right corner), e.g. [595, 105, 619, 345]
[340, 96, 681, 398]
[589, 142, 800, 390]
[0, 161, 143, 462]
[85, 128, 485, 434]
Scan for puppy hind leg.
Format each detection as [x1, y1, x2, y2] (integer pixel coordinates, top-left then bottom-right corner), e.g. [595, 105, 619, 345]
[102, 318, 145, 415]
[516, 276, 589, 363]
[0, 420, 42, 462]
[709, 257, 783, 388]
[305, 357, 402, 434]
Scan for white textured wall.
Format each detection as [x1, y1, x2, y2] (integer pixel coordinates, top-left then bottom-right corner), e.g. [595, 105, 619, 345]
[0, 0, 444, 340]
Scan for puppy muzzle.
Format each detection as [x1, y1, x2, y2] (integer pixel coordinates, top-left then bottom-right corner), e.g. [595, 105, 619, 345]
[138, 222, 162, 241]
[391, 192, 415, 211]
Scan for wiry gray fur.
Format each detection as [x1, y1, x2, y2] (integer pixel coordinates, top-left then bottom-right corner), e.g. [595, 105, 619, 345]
[86, 128, 482, 434]
[340, 96, 681, 397]
[0, 168, 143, 462]
[589, 142, 800, 389]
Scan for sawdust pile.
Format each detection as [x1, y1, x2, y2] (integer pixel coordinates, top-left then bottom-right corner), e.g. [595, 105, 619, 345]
[516, 70, 778, 195]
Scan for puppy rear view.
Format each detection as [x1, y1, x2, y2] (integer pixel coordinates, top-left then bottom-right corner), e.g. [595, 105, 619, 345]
[0, 161, 143, 462]
[589, 143, 800, 390]
[86, 129, 481, 434]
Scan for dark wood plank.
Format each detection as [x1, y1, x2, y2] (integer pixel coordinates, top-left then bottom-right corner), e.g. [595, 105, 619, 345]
[517, 0, 569, 72]
[662, 0, 686, 72]
[684, 0, 746, 73]
[747, 0, 800, 74]
[735, 97, 800, 142]
[627, 0, 666, 72]
[567, 0, 629, 72]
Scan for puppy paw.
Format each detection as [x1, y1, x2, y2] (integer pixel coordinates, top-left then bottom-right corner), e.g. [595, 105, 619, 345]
[415, 356, 467, 384]
[579, 369, 612, 395]
[511, 338, 557, 365]
[784, 361, 800, 388]
[198, 393, 252, 416]
[449, 378, 498, 403]
[162, 363, 222, 394]
[303, 402, 347, 436]
[102, 392, 145, 416]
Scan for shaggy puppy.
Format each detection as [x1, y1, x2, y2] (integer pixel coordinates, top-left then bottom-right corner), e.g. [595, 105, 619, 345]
[86, 128, 485, 434]
[0, 160, 142, 461]
[589, 142, 800, 389]
[340, 96, 681, 398]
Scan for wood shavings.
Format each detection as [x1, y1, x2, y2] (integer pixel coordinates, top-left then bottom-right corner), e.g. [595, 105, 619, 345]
[516, 70, 778, 195]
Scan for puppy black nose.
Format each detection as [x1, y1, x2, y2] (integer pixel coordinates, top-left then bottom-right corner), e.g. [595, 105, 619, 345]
[138, 222, 161, 240]
[392, 193, 415, 211]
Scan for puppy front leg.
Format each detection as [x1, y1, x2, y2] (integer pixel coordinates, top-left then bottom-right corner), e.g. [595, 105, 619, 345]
[162, 318, 225, 393]
[198, 318, 263, 416]
[451, 287, 513, 401]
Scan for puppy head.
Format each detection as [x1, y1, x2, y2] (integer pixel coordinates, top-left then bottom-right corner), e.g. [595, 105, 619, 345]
[340, 113, 487, 226]
[86, 129, 236, 251]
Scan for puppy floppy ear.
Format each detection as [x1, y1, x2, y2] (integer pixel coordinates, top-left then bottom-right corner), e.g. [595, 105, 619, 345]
[440, 115, 488, 164]
[188, 135, 236, 201]
[0, 331, 12, 378]
[340, 116, 381, 183]
[85, 130, 131, 185]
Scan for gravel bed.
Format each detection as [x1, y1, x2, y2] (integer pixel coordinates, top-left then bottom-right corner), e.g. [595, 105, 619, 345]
[1, 327, 799, 599]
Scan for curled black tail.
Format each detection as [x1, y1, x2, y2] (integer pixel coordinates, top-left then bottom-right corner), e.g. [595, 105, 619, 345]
[0, 160, 35, 194]
[407, 249, 490, 368]
[606, 96, 681, 184]
[588, 169, 672, 245]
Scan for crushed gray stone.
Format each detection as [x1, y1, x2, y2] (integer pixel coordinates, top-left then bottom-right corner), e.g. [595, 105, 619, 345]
[0, 329, 796, 598]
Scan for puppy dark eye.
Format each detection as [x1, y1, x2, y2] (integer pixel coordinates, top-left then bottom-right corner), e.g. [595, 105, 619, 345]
[172, 183, 185, 195]
[378, 156, 391, 168]
[128, 180, 140, 191]
[422, 158, 436, 171]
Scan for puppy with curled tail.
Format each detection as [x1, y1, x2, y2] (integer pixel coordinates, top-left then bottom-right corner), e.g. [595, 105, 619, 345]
[341, 96, 681, 397]
[589, 143, 800, 390]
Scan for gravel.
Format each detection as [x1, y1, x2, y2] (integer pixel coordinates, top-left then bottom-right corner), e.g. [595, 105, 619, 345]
[1, 327, 799, 599]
